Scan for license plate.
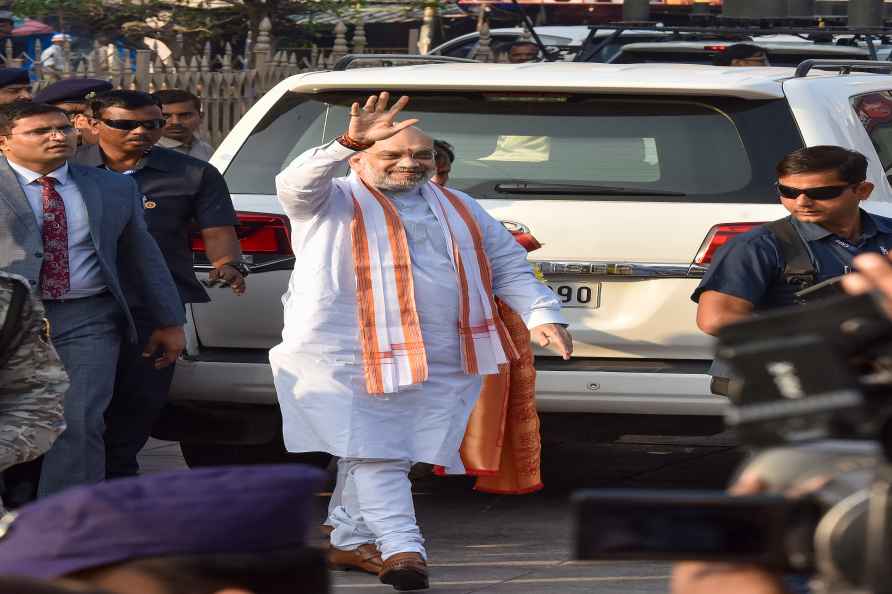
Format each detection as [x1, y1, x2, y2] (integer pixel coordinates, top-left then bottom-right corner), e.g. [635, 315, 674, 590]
[546, 282, 601, 308]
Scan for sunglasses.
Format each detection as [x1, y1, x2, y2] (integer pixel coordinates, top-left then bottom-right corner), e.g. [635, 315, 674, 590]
[100, 118, 166, 131]
[776, 182, 857, 201]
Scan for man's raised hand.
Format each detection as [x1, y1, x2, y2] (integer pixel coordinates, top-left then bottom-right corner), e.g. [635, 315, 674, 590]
[347, 92, 419, 146]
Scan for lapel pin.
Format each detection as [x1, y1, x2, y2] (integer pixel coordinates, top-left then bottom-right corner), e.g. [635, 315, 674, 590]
[144, 200, 157, 209]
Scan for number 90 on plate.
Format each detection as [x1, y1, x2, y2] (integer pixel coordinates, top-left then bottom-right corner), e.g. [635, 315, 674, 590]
[546, 282, 601, 309]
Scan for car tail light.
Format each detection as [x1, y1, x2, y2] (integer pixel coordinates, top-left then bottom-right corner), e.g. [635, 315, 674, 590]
[510, 230, 543, 253]
[704, 45, 728, 52]
[191, 212, 293, 255]
[502, 221, 542, 253]
[693, 222, 766, 266]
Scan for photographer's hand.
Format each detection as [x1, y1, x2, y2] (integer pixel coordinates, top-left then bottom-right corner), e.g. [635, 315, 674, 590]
[842, 252, 892, 316]
[671, 475, 791, 594]
[671, 562, 789, 594]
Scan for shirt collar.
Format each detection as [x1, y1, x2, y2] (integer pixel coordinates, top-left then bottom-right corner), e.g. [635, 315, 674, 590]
[7, 160, 70, 186]
[791, 209, 887, 242]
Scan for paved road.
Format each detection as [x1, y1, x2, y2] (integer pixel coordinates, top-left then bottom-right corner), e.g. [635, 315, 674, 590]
[139, 428, 742, 594]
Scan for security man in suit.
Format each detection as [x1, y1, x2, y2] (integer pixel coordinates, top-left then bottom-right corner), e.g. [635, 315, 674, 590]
[0, 101, 185, 496]
[75, 90, 245, 478]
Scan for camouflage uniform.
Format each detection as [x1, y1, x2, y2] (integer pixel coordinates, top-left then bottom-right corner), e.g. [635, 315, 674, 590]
[0, 272, 68, 509]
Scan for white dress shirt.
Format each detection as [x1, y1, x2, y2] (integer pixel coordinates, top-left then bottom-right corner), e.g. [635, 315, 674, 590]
[40, 44, 64, 69]
[9, 160, 106, 299]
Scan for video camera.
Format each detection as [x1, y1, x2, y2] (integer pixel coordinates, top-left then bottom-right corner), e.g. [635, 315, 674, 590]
[573, 291, 892, 594]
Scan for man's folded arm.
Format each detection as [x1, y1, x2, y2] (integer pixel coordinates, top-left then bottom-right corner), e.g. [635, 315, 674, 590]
[275, 140, 356, 221]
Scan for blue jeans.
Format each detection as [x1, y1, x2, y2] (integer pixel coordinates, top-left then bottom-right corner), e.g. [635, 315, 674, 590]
[39, 293, 123, 497]
[104, 307, 176, 478]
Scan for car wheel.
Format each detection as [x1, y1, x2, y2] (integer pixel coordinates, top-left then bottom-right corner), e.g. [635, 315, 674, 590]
[180, 438, 333, 469]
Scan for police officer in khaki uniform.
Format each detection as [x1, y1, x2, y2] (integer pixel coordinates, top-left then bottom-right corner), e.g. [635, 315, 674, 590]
[0, 272, 68, 510]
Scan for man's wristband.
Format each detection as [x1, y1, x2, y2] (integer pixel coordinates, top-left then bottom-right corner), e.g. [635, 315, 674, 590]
[337, 133, 374, 151]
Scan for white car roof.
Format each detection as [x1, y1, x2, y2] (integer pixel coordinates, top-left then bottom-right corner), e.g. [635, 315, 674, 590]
[287, 62, 798, 99]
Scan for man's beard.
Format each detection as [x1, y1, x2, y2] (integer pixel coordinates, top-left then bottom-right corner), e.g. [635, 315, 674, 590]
[363, 164, 433, 193]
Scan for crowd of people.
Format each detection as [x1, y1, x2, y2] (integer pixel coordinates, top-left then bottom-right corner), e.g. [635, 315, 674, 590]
[0, 68, 281, 592]
[0, 67, 247, 503]
[0, 63, 574, 592]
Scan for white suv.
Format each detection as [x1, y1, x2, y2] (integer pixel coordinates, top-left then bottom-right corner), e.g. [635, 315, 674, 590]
[157, 59, 892, 465]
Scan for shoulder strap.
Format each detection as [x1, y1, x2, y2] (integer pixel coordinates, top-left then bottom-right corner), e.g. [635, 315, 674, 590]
[0, 278, 28, 369]
[764, 217, 817, 288]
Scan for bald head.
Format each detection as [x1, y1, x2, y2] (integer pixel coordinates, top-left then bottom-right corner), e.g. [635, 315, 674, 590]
[350, 127, 436, 192]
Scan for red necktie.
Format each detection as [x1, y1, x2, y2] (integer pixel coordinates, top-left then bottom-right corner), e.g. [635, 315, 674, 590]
[37, 176, 70, 299]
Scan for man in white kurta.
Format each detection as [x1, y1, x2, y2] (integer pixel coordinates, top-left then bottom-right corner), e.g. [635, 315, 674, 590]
[270, 93, 571, 591]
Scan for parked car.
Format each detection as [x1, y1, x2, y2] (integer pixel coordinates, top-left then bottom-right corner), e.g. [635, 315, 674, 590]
[427, 26, 672, 62]
[608, 39, 870, 66]
[157, 59, 892, 465]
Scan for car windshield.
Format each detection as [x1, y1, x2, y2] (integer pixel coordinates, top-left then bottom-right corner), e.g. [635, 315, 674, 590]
[223, 91, 802, 203]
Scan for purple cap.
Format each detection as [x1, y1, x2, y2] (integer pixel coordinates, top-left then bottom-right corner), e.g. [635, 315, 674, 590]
[32, 78, 113, 105]
[0, 465, 326, 579]
[0, 68, 29, 88]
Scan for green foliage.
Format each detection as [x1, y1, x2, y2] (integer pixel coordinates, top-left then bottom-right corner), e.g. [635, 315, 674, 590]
[13, 0, 164, 41]
[14, 0, 362, 45]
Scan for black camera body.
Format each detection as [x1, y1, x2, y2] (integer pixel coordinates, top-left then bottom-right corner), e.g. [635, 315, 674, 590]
[718, 291, 892, 449]
[574, 292, 892, 594]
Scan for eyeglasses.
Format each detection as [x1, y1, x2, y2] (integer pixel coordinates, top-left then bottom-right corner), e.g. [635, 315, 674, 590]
[7, 125, 76, 138]
[776, 182, 856, 201]
[100, 118, 166, 131]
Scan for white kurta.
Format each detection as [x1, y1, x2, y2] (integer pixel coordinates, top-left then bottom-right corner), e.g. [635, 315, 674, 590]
[270, 141, 565, 468]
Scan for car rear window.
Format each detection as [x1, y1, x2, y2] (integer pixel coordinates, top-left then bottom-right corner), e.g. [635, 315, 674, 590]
[223, 91, 802, 203]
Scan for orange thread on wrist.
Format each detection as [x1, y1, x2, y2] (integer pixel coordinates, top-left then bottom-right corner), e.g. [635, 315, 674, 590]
[337, 133, 375, 151]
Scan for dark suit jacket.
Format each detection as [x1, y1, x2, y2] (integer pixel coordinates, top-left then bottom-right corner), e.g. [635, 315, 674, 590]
[0, 157, 185, 341]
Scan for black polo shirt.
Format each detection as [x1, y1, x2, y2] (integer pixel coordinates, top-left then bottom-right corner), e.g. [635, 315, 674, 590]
[75, 144, 238, 305]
